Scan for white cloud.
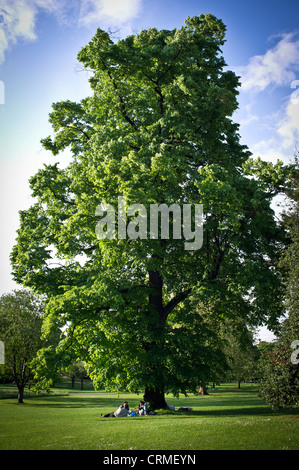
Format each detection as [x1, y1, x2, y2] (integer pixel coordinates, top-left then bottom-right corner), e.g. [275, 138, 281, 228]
[240, 114, 259, 127]
[238, 104, 259, 127]
[0, 27, 9, 64]
[277, 97, 299, 149]
[250, 138, 290, 164]
[0, 0, 63, 64]
[243, 94, 298, 165]
[78, 0, 142, 26]
[234, 34, 299, 165]
[237, 33, 299, 92]
[0, 1, 34, 63]
[243, 97, 298, 170]
[0, 0, 142, 64]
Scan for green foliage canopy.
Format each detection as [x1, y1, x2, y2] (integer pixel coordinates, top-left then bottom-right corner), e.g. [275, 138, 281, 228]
[10, 14, 291, 407]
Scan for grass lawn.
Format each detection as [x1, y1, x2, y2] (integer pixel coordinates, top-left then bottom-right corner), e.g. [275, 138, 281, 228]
[0, 382, 298, 450]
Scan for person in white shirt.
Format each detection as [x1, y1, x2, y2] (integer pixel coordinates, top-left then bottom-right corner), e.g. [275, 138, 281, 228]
[100, 401, 130, 417]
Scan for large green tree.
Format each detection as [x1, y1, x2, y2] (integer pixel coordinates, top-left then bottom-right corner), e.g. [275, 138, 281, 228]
[11, 15, 289, 409]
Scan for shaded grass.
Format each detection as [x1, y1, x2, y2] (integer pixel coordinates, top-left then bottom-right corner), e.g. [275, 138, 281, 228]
[0, 383, 298, 450]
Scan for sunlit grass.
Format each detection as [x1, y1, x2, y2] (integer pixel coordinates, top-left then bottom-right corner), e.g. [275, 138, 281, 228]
[0, 382, 298, 450]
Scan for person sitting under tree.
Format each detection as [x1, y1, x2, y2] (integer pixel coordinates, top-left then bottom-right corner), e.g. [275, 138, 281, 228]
[100, 401, 131, 417]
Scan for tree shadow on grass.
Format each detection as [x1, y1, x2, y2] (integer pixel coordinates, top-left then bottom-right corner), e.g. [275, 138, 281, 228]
[4, 390, 298, 419]
[9, 398, 298, 421]
[173, 407, 273, 418]
[11, 395, 138, 410]
[158, 406, 299, 419]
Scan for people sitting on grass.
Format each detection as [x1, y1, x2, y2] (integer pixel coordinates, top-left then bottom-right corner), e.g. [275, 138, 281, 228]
[137, 400, 148, 415]
[100, 401, 131, 417]
[100, 400, 151, 418]
[99, 400, 194, 418]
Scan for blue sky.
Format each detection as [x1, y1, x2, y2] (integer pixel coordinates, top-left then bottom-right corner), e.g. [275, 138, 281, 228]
[0, 0, 299, 340]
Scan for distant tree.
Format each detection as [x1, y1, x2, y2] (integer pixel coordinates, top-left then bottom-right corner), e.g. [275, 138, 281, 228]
[221, 317, 260, 388]
[258, 343, 299, 410]
[258, 156, 299, 409]
[0, 290, 44, 403]
[64, 360, 89, 390]
[191, 299, 229, 394]
[257, 340, 277, 356]
[279, 153, 299, 342]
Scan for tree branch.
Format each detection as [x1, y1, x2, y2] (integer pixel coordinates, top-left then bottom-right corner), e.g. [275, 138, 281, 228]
[103, 63, 137, 129]
[48, 183, 76, 206]
[162, 288, 192, 322]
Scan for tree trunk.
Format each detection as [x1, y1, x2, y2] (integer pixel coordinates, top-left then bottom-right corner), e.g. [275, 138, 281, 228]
[17, 386, 24, 404]
[144, 261, 168, 411]
[144, 386, 167, 410]
[198, 381, 209, 395]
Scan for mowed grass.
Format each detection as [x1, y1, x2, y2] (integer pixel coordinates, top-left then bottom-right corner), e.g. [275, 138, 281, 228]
[0, 383, 298, 450]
